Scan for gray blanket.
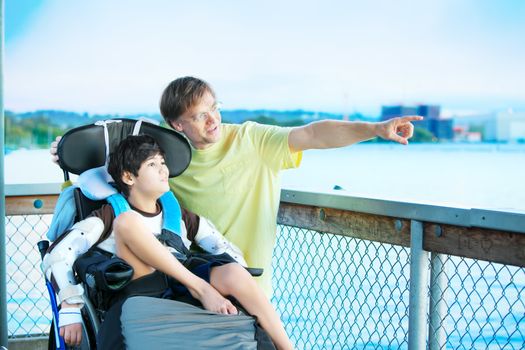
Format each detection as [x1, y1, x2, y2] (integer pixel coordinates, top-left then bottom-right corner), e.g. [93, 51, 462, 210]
[121, 296, 258, 349]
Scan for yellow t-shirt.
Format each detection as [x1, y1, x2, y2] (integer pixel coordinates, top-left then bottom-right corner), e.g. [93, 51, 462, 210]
[169, 122, 302, 296]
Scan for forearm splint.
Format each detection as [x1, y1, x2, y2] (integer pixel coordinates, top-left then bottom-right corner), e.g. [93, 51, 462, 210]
[43, 217, 105, 306]
[195, 218, 247, 267]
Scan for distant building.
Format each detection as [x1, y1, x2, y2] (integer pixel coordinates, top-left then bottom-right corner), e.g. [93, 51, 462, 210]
[455, 110, 525, 142]
[381, 104, 453, 140]
[485, 110, 525, 142]
[453, 126, 482, 142]
[431, 118, 454, 140]
[381, 105, 419, 120]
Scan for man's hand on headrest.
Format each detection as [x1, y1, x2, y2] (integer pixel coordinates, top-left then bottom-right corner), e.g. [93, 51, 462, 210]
[50, 135, 62, 165]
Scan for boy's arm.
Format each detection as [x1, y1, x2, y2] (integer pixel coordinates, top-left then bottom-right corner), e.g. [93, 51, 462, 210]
[42, 217, 105, 327]
[182, 208, 247, 266]
[114, 211, 237, 315]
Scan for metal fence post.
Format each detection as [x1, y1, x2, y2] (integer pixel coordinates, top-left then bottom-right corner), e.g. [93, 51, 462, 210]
[408, 220, 429, 350]
[0, 0, 7, 346]
[429, 252, 447, 350]
[0, 0, 8, 346]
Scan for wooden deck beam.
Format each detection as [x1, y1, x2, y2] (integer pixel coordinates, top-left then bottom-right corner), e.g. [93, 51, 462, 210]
[5, 195, 58, 216]
[278, 202, 525, 268]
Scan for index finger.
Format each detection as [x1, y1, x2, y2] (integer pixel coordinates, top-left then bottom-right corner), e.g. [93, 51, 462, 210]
[399, 115, 424, 122]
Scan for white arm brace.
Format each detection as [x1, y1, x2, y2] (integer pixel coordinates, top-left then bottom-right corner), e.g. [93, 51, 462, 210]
[42, 217, 105, 306]
[194, 218, 248, 267]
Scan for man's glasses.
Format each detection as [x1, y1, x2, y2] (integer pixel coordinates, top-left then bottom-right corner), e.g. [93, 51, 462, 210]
[191, 101, 222, 123]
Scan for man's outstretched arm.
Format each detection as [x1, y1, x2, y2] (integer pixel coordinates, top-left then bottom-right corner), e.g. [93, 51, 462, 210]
[288, 116, 423, 152]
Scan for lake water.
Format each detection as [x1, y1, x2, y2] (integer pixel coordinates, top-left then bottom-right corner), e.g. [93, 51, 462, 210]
[281, 143, 525, 211]
[6, 143, 525, 211]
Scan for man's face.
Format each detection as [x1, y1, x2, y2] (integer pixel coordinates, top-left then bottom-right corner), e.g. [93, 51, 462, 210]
[171, 91, 222, 150]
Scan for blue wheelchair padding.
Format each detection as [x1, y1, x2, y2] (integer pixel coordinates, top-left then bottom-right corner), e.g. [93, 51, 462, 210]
[47, 165, 116, 241]
[107, 192, 182, 236]
[48, 162, 183, 240]
[48, 187, 183, 241]
[78, 166, 117, 201]
[46, 186, 77, 241]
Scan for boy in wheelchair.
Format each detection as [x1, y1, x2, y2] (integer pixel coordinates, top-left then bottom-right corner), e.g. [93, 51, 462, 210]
[43, 134, 293, 349]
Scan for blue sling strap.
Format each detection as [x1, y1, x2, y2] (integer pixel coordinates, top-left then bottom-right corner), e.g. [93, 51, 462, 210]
[158, 192, 182, 236]
[106, 193, 131, 217]
[107, 192, 182, 236]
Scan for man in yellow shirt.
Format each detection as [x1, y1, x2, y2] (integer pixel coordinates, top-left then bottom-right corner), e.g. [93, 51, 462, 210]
[52, 76, 421, 296]
[159, 76, 422, 296]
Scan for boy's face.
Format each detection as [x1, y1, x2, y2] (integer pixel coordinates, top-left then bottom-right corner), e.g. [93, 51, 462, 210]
[125, 154, 170, 199]
[170, 91, 222, 150]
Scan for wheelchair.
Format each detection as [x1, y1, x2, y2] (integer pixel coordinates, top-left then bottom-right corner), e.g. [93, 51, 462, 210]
[38, 118, 272, 350]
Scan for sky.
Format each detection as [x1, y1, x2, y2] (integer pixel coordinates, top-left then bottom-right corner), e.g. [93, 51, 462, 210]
[5, 0, 525, 116]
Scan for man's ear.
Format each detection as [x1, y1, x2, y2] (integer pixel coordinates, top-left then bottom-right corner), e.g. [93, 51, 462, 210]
[122, 171, 134, 186]
[170, 120, 184, 133]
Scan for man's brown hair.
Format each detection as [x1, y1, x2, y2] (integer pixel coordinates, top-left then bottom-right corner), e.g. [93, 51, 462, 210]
[160, 76, 216, 126]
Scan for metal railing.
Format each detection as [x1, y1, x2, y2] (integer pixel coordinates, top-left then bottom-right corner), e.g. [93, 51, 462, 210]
[272, 190, 525, 349]
[4, 184, 525, 349]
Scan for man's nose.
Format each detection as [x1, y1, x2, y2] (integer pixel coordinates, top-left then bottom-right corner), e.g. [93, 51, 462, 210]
[205, 112, 216, 125]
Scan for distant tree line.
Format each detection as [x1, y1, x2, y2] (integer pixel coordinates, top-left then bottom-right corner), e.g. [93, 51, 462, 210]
[4, 110, 436, 151]
[3, 110, 163, 150]
[4, 111, 67, 150]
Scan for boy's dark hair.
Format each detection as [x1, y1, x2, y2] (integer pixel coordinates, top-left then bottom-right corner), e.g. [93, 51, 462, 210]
[159, 76, 216, 126]
[107, 134, 165, 197]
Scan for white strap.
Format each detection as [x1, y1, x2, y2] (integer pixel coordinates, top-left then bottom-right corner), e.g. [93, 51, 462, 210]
[132, 120, 143, 135]
[59, 306, 82, 327]
[138, 116, 160, 125]
[132, 117, 160, 135]
[95, 120, 122, 165]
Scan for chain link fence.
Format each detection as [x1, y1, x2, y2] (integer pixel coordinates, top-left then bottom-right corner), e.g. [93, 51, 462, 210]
[5, 211, 525, 349]
[427, 255, 525, 350]
[6, 214, 52, 337]
[272, 225, 411, 349]
[272, 224, 525, 349]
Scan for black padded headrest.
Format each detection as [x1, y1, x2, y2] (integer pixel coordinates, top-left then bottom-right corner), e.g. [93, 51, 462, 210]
[57, 119, 191, 177]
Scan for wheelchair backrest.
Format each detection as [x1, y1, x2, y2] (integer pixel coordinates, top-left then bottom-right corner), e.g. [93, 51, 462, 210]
[58, 118, 191, 178]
